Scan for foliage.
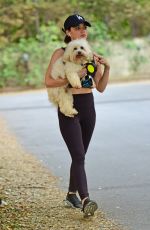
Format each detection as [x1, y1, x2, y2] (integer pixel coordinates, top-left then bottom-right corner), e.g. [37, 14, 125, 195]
[130, 54, 147, 72]
[122, 39, 149, 71]
[0, 0, 150, 88]
[0, 23, 62, 88]
[0, 0, 150, 47]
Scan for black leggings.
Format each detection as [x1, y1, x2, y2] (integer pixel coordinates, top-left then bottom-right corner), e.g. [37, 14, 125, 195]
[58, 93, 96, 200]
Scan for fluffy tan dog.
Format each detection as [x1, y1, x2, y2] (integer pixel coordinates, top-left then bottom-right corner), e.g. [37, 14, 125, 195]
[47, 39, 93, 117]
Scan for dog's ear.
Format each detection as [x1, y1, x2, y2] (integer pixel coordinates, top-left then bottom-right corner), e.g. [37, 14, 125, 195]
[88, 51, 94, 62]
[62, 47, 71, 62]
[83, 40, 93, 61]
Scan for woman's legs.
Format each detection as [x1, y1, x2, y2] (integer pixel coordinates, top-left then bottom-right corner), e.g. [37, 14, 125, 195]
[68, 106, 96, 196]
[58, 93, 96, 200]
[58, 111, 88, 199]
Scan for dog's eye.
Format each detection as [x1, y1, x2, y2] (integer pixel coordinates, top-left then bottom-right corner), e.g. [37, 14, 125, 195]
[80, 46, 84, 50]
[74, 47, 77, 50]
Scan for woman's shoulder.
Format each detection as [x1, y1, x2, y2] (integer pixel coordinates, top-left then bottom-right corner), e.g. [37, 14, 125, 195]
[53, 47, 66, 55]
[51, 47, 65, 59]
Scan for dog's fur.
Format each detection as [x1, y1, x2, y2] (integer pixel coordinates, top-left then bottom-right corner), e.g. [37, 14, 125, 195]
[47, 39, 93, 117]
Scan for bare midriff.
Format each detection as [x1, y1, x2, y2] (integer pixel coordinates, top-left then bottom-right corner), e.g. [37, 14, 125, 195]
[70, 88, 93, 94]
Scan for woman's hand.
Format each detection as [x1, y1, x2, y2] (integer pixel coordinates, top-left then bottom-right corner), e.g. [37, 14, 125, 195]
[93, 53, 110, 69]
[93, 53, 110, 93]
[77, 67, 87, 78]
[59, 77, 69, 85]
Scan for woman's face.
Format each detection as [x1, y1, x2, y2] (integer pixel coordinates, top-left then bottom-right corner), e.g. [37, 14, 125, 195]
[66, 23, 88, 40]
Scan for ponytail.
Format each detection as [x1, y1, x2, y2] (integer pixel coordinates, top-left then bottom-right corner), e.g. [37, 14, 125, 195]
[64, 35, 71, 44]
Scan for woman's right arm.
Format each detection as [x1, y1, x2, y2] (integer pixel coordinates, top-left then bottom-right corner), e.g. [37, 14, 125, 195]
[45, 48, 68, 88]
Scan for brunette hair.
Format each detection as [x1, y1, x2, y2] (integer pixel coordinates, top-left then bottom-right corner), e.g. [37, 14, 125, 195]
[64, 34, 71, 44]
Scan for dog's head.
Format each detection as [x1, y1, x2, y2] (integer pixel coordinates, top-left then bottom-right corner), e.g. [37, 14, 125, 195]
[63, 39, 93, 64]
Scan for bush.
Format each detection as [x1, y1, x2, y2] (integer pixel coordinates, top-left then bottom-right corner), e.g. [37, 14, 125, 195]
[0, 22, 63, 88]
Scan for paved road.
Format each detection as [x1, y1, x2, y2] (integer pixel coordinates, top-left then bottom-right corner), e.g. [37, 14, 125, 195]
[0, 82, 150, 230]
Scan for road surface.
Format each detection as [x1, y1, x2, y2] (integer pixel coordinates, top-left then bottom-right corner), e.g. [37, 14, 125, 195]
[0, 81, 150, 230]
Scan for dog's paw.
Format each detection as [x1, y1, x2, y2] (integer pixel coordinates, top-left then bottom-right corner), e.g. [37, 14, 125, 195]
[69, 77, 82, 89]
[72, 108, 78, 115]
[71, 82, 82, 89]
[63, 108, 78, 117]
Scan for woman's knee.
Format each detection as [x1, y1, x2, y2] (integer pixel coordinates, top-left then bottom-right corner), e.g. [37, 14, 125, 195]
[72, 153, 85, 164]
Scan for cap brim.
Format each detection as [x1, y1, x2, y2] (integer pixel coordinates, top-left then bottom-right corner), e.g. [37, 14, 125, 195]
[62, 20, 91, 32]
[84, 21, 91, 27]
[73, 21, 91, 27]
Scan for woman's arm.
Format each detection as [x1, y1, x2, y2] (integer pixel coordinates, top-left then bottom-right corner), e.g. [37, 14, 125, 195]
[94, 53, 110, 93]
[45, 48, 68, 88]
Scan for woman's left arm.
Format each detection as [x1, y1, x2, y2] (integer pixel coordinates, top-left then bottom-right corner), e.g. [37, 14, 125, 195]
[94, 53, 110, 93]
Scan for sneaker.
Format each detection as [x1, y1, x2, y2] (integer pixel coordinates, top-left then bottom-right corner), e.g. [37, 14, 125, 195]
[64, 193, 82, 209]
[82, 198, 98, 217]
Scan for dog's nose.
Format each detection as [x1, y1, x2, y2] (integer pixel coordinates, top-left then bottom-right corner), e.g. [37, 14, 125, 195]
[78, 51, 81, 55]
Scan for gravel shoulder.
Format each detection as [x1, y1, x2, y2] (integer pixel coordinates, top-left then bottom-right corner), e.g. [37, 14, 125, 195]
[0, 116, 125, 230]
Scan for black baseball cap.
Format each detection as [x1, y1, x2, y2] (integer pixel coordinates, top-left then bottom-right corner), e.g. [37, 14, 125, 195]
[62, 14, 91, 32]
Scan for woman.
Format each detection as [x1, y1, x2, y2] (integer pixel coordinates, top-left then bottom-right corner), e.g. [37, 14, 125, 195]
[45, 14, 110, 217]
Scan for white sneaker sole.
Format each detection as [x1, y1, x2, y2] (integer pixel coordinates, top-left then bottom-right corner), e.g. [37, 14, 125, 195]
[83, 201, 98, 217]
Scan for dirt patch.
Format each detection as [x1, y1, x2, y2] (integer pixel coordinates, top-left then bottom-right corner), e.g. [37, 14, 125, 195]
[0, 117, 125, 230]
